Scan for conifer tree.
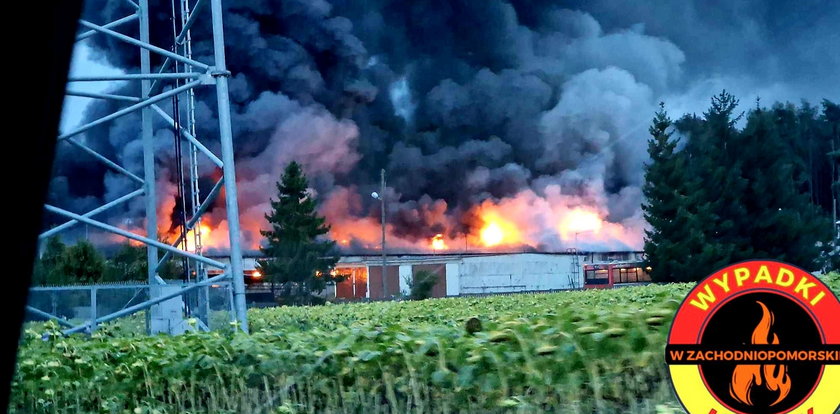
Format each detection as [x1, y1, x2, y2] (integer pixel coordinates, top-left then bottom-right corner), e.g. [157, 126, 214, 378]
[642, 103, 685, 282]
[643, 103, 730, 281]
[820, 100, 840, 270]
[738, 106, 831, 269]
[258, 161, 339, 304]
[667, 92, 835, 275]
[692, 91, 752, 264]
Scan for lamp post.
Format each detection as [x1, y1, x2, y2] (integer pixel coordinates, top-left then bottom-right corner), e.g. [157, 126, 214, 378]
[371, 169, 387, 299]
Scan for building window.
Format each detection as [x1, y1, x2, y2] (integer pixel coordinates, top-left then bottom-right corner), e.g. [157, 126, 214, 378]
[585, 268, 609, 285]
[614, 267, 651, 284]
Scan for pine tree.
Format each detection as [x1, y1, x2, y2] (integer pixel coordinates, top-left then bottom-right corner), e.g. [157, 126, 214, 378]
[693, 91, 752, 264]
[738, 106, 831, 269]
[770, 101, 835, 215]
[643, 103, 730, 282]
[642, 103, 684, 282]
[258, 161, 339, 304]
[821, 100, 840, 270]
[671, 93, 834, 274]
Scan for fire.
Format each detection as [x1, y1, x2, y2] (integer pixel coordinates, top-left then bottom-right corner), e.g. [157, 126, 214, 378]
[480, 222, 504, 246]
[431, 234, 447, 250]
[729, 301, 791, 407]
[559, 207, 603, 238]
[311, 184, 644, 253]
[183, 223, 211, 252]
[471, 202, 526, 248]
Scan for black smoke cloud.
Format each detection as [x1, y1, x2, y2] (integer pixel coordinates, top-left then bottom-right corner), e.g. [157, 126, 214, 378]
[49, 0, 840, 251]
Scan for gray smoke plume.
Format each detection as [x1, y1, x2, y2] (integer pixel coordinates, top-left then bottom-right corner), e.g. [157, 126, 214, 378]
[49, 0, 840, 252]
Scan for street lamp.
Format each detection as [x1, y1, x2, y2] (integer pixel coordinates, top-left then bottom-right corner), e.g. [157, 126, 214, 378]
[371, 169, 387, 299]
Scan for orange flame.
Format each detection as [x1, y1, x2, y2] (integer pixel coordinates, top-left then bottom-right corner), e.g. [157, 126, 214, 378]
[314, 185, 644, 253]
[431, 234, 447, 250]
[480, 222, 504, 246]
[181, 223, 212, 252]
[559, 207, 603, 238]
[474, 206, 524, 248]
[729, 301, 791, 406]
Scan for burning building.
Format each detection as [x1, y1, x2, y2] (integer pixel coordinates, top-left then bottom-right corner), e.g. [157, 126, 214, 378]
[212, 250, 646, 300]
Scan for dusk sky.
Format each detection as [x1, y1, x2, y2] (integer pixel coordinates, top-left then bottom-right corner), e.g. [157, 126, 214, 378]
[55, 0, 840, 252]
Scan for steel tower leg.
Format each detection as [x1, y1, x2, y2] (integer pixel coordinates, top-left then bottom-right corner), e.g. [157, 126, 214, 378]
[139, 0, 162, 334]
[210, 0, 248, 333]
[139, 0, 156, 284]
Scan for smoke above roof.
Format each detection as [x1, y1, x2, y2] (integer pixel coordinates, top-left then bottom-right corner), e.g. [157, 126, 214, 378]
[48, 0, 840, 253]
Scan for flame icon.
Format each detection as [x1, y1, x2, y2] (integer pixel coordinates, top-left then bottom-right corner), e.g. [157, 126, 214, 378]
[729, 301, 792, 406]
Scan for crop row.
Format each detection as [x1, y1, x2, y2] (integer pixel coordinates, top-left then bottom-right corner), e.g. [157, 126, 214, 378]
[10, 274, 839, 413]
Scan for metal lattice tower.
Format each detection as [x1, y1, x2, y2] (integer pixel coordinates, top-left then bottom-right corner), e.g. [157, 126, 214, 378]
[38, 0, 248, 334]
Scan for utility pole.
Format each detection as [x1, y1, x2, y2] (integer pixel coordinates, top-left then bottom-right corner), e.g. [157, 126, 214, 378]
[380, 169, 387, 298]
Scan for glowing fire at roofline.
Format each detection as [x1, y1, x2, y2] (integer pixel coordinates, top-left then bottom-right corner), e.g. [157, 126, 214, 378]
[148, 189, 637, 254]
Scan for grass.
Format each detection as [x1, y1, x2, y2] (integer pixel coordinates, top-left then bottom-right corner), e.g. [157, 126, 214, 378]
[10, 272, 839, 413]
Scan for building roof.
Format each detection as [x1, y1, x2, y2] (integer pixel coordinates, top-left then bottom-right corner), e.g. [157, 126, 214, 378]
[207, 250, 643, 267]
[212, 250, 639, 259]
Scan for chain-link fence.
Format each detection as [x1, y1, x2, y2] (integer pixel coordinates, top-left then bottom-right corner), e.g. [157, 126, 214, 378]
[25, 280, 234, 335]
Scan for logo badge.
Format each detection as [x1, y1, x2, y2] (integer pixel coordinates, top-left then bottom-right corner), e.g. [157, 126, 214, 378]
[666, 260, 840, 414]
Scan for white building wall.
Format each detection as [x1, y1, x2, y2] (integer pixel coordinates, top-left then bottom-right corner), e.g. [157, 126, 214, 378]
[445, 263, 460, 296]
[365, 265, 370, 298]
[217, 252, 619, 297]
[242, 257, 259, 270]
[458, 254, 581, 294]
[398, 265, 412, 296]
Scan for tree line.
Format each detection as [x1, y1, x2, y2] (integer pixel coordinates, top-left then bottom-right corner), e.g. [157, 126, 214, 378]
[643, 91, 839, 282]
[31, 237, 184, 286]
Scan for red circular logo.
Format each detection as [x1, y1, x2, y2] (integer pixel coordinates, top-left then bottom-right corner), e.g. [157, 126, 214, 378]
[666, 260, 840, 414]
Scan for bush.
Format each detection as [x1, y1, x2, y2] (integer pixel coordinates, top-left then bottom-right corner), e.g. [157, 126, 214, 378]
[57, 241, 105, 284]
[820, 271, 839, 292]
[274, 293, 327, 307]
[408, 270, 438, 300]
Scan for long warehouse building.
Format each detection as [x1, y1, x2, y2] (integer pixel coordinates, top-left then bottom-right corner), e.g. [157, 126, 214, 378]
[216, 251, 647, 300]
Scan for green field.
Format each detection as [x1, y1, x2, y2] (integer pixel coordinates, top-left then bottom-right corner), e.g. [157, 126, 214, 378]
[11, 273, 840, 414]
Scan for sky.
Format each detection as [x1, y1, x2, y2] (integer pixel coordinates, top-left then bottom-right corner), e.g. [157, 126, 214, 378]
[61, 45, 125, 132]
[53, 0, 840, 252]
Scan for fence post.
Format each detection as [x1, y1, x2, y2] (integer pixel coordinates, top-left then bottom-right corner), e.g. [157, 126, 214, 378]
[90, 286, 98, 332]
[228, 283, 236, 323]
